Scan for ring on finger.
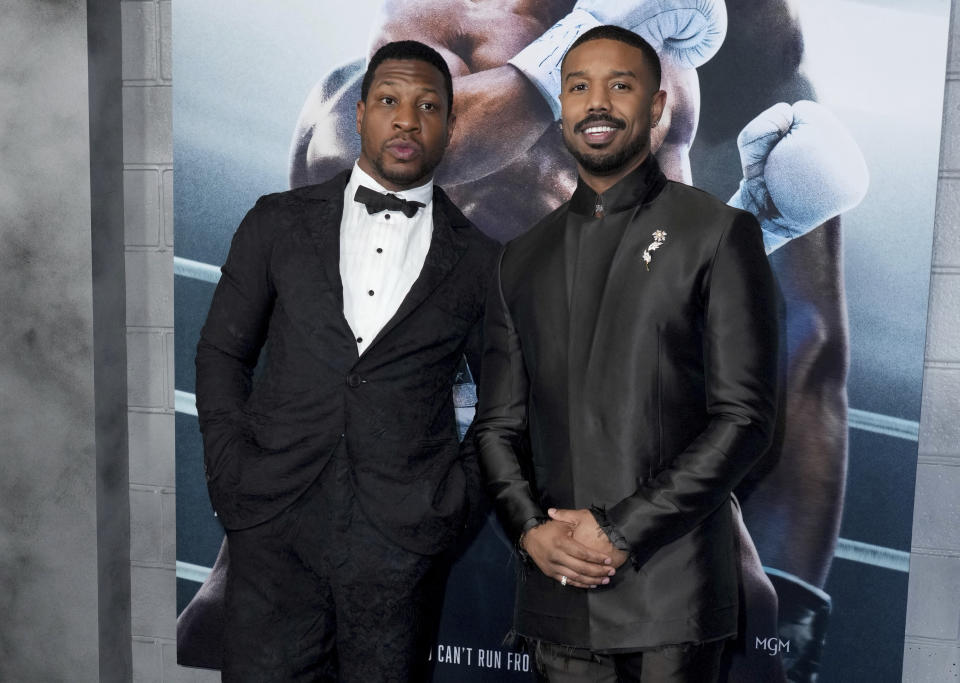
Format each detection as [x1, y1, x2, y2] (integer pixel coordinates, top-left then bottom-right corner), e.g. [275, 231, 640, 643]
[560, 575, 568, 587]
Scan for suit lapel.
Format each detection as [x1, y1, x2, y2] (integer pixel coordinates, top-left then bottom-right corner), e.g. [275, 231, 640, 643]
[362, 190, 467, 355]
[301, 171, 358, 347]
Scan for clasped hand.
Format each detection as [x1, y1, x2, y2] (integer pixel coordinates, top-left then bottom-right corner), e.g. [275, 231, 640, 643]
[522, 508, 629, 589]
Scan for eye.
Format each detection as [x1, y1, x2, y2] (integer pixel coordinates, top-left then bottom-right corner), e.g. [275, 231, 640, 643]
[612, 82, 630, 91]
[569, 83, 587, 92]
[419, 102, 437, 111]
[379, 96, 396, 105]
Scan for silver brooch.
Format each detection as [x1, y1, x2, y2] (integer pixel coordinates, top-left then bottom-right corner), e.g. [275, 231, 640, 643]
[642, 230, 667, 270]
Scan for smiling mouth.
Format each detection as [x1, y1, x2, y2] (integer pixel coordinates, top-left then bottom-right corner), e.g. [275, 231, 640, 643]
[583, 125, 619, 135]
[573, 116, 626, 146]
[579, 125, 622, 146]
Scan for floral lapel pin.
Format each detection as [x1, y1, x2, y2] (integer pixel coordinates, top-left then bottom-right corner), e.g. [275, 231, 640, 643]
[642, 230, 667, 270]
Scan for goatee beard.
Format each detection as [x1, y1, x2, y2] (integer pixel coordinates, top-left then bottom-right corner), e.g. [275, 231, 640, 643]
[370, 154, 437, 188]
[564, 130, 649, 176]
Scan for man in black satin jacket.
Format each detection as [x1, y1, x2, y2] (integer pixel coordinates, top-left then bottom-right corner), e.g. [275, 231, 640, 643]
[475, 26, 779, 682]
[195, 40, 498, 680]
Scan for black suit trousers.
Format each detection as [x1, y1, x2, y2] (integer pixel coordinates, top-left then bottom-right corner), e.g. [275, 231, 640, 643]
[533, 639, 724, 683]
[222, 442, 446, 682]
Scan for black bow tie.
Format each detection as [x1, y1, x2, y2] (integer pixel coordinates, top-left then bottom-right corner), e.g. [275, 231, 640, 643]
[354, 185, 425, 218]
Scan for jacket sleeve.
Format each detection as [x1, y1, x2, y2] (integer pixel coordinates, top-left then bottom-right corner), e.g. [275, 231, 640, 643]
[606, 211, 780, 568]
[194, 198, 276, 490]
[474, 251, 546, 543]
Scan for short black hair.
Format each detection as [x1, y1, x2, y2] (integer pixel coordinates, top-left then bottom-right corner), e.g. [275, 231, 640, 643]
[360, 40, 454, 114]
[562, 25, 662, 89]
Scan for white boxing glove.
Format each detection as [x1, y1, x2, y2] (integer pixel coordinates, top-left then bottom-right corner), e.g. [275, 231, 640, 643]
[508, 0, 727, 120]
[574, 0, 727, 71]
[728, 101, 869, 254]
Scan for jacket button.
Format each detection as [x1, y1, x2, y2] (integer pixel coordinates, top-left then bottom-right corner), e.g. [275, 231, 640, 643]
[347, 373, 362, 388]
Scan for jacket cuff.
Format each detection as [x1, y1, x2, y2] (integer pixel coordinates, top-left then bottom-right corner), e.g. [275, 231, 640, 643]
[590, 505, 638, 568]
[517, 515, 549, 563]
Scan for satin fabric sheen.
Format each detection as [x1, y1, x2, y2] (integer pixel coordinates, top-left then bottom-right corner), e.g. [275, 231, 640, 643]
[476, 159, 780, 651]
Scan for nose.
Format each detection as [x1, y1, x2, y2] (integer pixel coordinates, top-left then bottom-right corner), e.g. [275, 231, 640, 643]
[586, 87, 611, 114]
[392, 100, 420, 131]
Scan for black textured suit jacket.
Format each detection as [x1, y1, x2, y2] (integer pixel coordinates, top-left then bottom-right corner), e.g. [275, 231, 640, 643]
[195, 170, 499, 555]
[475, 166, 780, 650]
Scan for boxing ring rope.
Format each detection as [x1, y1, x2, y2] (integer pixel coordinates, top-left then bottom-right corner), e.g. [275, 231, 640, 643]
[847, 409, 919, 442]
[175, 256, 222, 284]
[177, 560, 212, 584]
[172, 257, 916, 580]
[175, 388, 198, 417]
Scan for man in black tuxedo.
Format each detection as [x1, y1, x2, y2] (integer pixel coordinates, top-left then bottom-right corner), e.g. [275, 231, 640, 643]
[475, 26, 779, 682]
[195, 40, 498, 681]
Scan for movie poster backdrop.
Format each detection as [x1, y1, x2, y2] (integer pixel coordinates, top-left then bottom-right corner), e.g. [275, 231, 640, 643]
[174, 1, 950, 680]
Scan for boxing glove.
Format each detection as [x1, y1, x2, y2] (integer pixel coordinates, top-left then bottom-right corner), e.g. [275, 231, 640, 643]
[728, 100, 869, 254]
[574, 0, 727, 70]
[766, 568, 832, 682]
[508, 0, 727, 119]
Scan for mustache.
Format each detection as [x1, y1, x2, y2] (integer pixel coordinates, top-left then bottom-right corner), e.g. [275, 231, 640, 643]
[573, 114, 626, 134]
[384, 135, 422, 149]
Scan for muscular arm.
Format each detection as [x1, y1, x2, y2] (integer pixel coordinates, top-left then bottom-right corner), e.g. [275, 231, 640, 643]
[738, 217, 848, 587]
[691, 0, 854, 589]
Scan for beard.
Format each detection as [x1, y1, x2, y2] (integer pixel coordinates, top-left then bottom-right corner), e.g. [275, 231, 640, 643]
[369, 150, 441, 188]
[362, 131, 446, 190]
[563, 114, 649, 176]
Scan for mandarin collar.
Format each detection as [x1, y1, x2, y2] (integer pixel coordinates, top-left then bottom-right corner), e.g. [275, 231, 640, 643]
[348, 161, 434, 208]
[569, 154, 666, 217]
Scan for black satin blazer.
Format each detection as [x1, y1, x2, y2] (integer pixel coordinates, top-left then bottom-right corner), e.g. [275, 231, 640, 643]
[475, 169, 779, 650]
[195, 170, 499, 555]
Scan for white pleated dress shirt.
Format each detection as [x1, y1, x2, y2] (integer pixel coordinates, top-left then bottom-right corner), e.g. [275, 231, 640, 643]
[340, 162, 434, 355]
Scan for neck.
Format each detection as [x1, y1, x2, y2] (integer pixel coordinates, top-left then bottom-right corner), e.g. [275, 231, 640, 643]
[577, 150, 650, 196]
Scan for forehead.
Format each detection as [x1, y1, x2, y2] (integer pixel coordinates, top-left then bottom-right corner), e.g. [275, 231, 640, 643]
[562, 39, 650, 79]
[369, 58, 446, 93]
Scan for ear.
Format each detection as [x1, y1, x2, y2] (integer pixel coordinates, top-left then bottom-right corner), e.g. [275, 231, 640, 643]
[651, 89, 667, 127]
[445, 111, 457, 147]
[356, 99, 365, 135]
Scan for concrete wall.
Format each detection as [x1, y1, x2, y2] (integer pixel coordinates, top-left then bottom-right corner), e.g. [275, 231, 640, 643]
[0, 0, 130, 679]
[902, 1, 960, 679]
[119, 1, 196, 679]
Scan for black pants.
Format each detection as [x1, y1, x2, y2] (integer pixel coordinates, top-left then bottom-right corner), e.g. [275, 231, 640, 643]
[222, 445, 444, 682]
[534, 639, 725, 683]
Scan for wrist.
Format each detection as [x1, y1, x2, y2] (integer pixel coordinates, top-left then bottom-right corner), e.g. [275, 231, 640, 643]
[517, 516, 548, 561]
